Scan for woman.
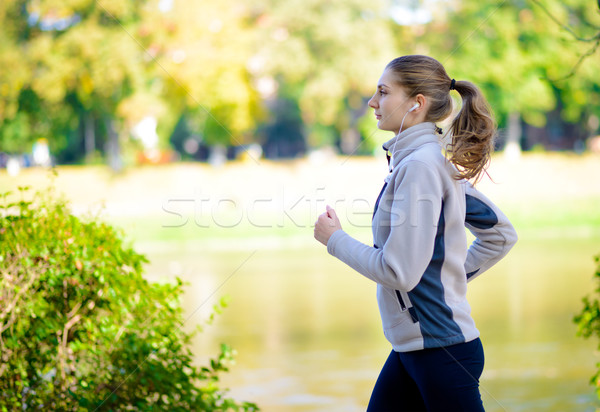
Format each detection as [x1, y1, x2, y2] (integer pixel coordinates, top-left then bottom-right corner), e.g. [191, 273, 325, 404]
[314, 55, 518, 411]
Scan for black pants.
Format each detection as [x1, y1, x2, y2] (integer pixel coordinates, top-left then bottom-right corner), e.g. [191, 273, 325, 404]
[367, 338, 485, 412]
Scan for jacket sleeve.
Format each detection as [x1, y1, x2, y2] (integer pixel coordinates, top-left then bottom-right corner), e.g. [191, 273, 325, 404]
[464, 182, 518, 281]
[326, 160, 442, 292]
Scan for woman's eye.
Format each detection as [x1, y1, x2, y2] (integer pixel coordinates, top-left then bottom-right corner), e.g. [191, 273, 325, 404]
[379, 90, 386, 96]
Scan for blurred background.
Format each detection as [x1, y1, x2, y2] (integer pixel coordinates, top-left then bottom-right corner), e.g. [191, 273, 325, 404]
[1, 0, 600, 410]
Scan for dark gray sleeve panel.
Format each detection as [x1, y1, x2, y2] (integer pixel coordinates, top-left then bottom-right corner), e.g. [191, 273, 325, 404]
[463, 184, 518, 282]
[465, 194, 498, 229]
[466, 269, 480, 280]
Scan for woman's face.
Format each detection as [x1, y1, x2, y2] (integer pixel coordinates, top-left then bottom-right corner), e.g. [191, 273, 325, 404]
[368, 68, 418, 135]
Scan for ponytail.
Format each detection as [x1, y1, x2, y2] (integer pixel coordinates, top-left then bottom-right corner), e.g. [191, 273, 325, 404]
[447, 81, 496, 183]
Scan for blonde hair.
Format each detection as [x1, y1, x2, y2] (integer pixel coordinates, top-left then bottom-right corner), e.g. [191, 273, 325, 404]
[386, 55, 496, 182]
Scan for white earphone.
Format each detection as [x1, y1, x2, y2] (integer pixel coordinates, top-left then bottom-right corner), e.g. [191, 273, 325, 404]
[388, 102, 421, 172]
[408, 102, 420, 112]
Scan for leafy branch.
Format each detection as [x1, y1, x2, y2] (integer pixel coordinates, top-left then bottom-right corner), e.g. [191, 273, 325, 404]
[529, 0, 600, 80]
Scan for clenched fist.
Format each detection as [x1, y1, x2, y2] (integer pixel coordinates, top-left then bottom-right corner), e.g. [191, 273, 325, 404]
[314, 205, 342, 246]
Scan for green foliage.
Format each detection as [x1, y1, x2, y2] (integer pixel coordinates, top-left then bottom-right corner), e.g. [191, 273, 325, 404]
[0, 187, 258, 411]
[251, 0, 395, 141]
[137, 0, 264, 146]
[415, 0, 600, 131]
[2, 0, 600, 160]
[574, 253, 600, 399]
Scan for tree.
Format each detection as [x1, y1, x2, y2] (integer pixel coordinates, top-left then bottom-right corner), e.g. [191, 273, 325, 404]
[0, 1, 60, 155]
[529, 0, 600, 81]
[138, 0, 263, 149]
[0, 0, 151, 167]
[527, 0, 600, 147]
[396, 0, 600, 151]
[247, 0, 397, 153]
[0, 187, 258, 410]
[28, 0, 151, 169]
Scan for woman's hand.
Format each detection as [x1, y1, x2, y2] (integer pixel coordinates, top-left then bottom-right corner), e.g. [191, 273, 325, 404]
[314, 205, 342, 246]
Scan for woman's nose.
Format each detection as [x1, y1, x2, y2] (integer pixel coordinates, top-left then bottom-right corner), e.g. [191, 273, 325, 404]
[368, 95, 377, 108]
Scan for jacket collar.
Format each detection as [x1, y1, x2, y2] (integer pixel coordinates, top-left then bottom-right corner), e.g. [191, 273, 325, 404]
[382, 122, 439, 170]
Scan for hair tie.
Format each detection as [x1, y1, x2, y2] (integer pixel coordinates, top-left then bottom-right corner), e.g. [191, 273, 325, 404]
[449, 79, 456, 91]
[435, 126, 443, 135]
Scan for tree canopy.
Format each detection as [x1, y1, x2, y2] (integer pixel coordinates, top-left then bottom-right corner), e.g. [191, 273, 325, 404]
[1, 0, 599, 164]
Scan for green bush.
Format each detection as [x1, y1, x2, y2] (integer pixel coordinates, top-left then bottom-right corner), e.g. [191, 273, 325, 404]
[574, 253, 600, 399]
[0, 187, 258, 411]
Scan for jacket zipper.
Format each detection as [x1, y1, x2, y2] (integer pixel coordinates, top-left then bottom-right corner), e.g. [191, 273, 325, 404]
[374, 246, 409, 314]
[394, 290, 407, 311]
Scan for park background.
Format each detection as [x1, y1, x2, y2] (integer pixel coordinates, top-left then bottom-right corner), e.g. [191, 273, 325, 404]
[2, 0, 600, 411]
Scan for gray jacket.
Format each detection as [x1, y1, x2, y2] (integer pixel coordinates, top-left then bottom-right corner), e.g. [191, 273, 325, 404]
[327, 122, 517, 352]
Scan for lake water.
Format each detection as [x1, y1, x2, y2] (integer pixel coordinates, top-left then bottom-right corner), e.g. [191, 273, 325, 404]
[136, 232, 599, 412]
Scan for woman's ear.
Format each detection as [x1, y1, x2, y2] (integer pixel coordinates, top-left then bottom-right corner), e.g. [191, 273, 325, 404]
[414, 94, 427, 112]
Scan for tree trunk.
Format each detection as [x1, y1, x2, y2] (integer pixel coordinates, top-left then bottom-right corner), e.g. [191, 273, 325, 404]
[340, 128, 360, 155]
[84, 112, 95, 161]
[105, 118, 123, 172]
[504, 111, 521, 160]
[209, 144, 227, 167]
